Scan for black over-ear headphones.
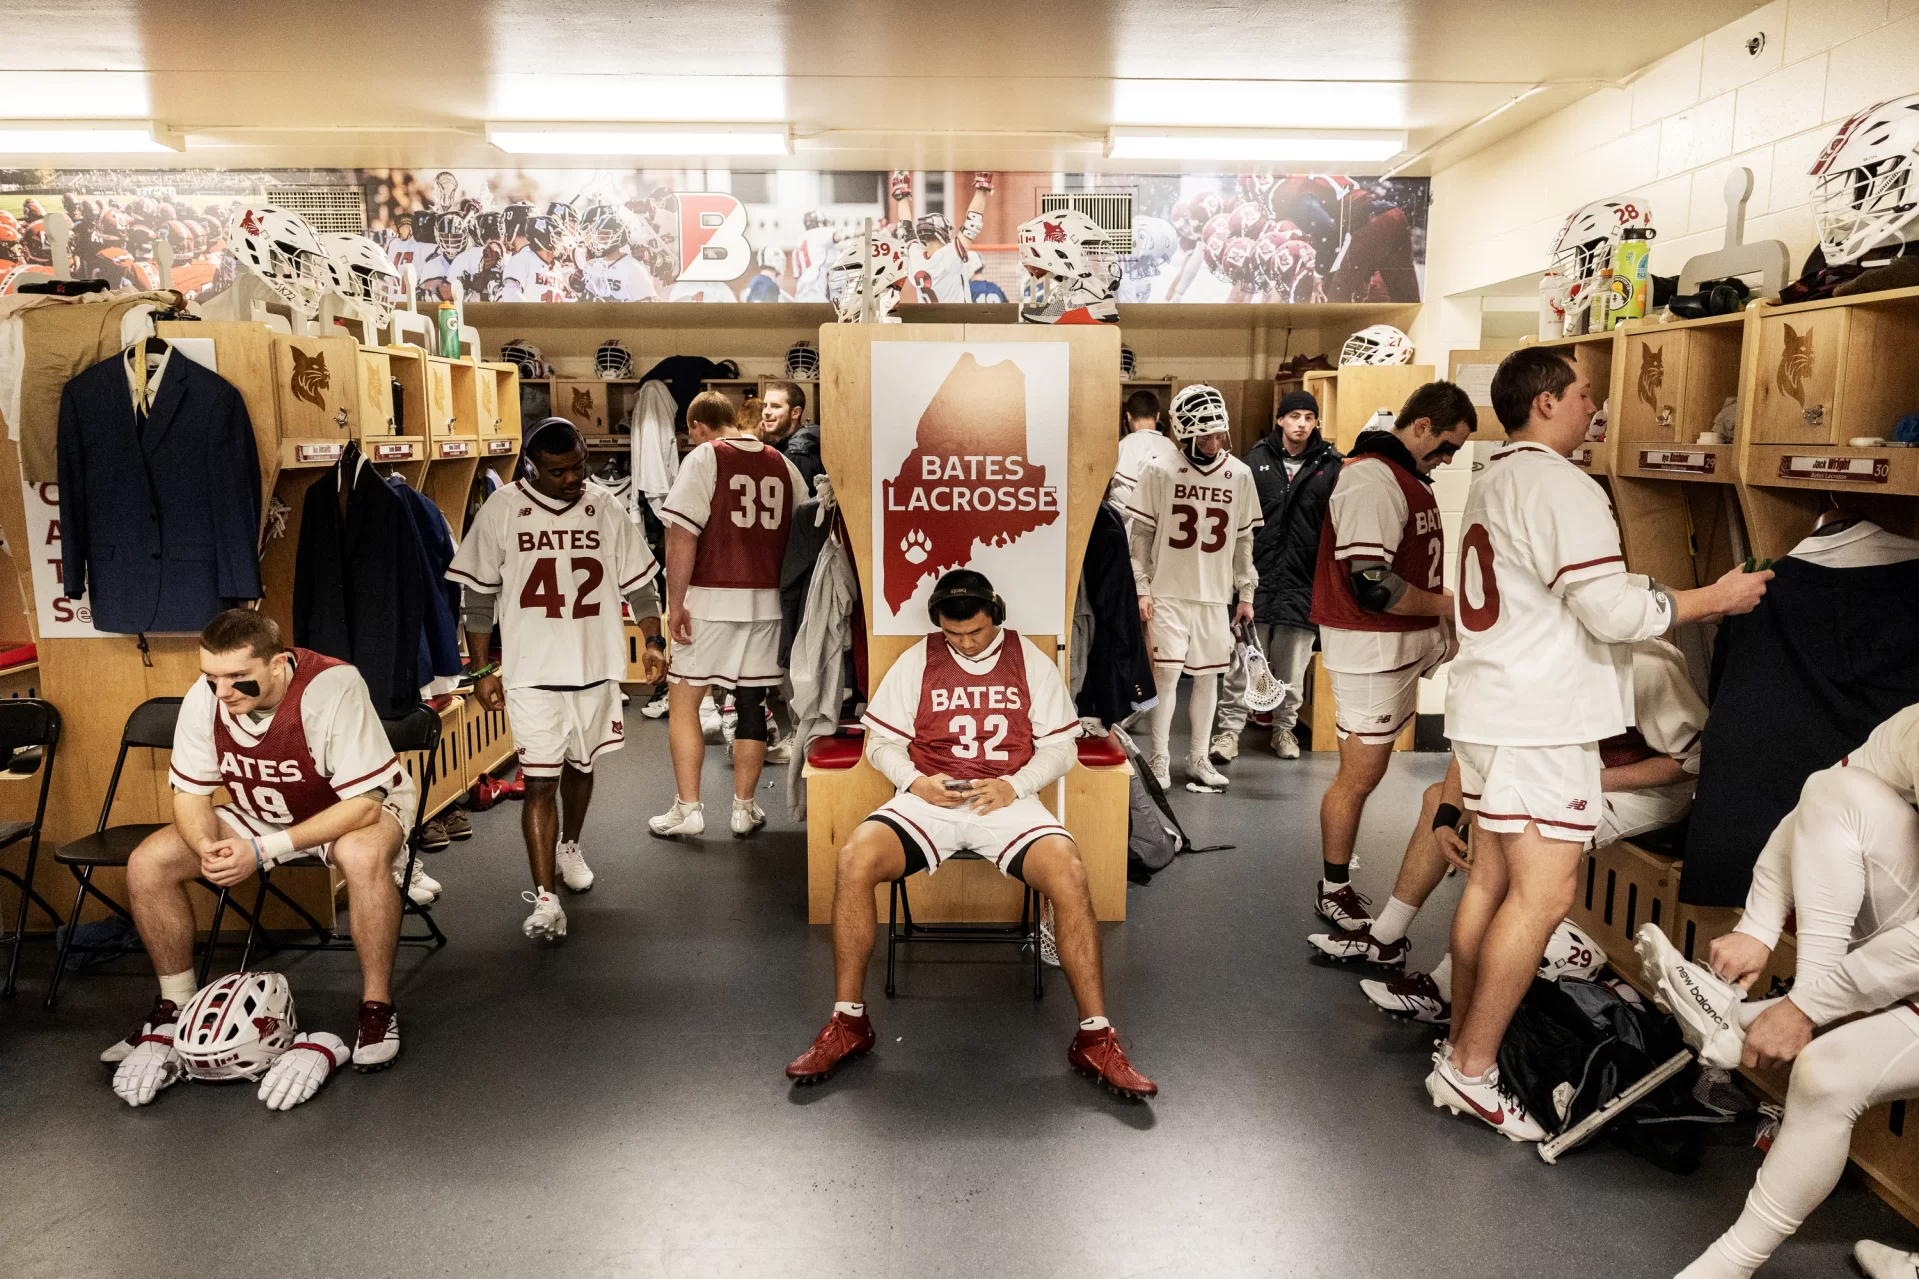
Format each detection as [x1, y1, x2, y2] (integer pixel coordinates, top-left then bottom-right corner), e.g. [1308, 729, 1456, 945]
[927, 581, 1007, 626]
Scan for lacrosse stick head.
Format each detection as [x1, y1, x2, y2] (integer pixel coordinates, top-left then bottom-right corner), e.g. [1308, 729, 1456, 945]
[1238, 626, 1289, 713]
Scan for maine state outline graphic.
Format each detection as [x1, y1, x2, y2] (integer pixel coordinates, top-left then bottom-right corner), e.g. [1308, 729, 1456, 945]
[879, 352, 1062, 613]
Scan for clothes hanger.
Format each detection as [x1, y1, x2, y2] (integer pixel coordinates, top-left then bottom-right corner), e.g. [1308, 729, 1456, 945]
[1810, 492, 1861, 536]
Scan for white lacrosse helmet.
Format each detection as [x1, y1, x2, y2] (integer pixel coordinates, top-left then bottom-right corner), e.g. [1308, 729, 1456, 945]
[1810, 93, 1919, 265]
[595, 338, 632, 380]
[319, 233, 403, 317]
[1549, 198, 1651, 297]
[1537, 920, 1607, 982]
[175, 971, 297, 1082]
[1119, 345, 1136, 378]
[830, 231, 908, 323]
[1016, 210, 1120, 304]
[1339, 324, 1415, 366]
[785, 340, 820, 380]
[758, 244, 786, 273]
[1171, 383, 1231, 443]
[230, 203, 330, 315]
[1122, 215, 1179, 277]
[498, 339, 547, 379]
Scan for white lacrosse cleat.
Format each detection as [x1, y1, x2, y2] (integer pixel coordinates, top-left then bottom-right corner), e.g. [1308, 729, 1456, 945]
[1425, 1050, 1546, 1143]
[1635, 923, 1744, 1069]
[1186, 754, 1231, 789]
[521, 888, 567, 943]
[731, 797, 767, 837]
[554, 840, 595, 892]
[649, 798, 706, 839]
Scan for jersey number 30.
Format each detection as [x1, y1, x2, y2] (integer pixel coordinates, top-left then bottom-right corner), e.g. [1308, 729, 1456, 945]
[728, 474, 785, 530]
[520, 556, 605, 619]
[949, 713, 1010, 760]
[1166, 503, 1230, 553]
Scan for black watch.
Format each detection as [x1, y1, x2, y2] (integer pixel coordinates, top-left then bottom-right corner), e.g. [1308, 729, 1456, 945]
[645, 635, 668, 652]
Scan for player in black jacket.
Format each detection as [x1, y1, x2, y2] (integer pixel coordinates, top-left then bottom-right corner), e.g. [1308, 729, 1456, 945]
[1214, 391, 1340, 761]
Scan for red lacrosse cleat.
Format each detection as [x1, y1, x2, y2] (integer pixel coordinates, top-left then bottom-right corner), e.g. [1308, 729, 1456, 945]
[785, 1011, 876, 1084]
[1069, 1026, 1157, 1100]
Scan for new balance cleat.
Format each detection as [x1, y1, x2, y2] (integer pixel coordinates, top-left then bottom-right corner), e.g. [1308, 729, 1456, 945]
[351, 1000, 401, 1071]
[731, 797, 767, 837]
[1360, 971, 1451, 1024]
[521, 888, 567, 943]
[1068, 1026, 1157, 1100]
[1636, 923, 1744, 1069]
[649, 799, 705, 839]
[554, 841, 595, 892]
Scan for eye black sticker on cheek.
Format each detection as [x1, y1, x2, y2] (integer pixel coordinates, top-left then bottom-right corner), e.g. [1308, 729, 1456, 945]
[232, 680, 261, 697]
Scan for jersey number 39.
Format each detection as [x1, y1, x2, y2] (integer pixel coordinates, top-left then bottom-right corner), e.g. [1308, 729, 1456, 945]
[728, 474, 785, 530]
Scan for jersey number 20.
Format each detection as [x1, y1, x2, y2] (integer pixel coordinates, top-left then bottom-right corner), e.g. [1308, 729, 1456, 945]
[521, 556, 605, 619]
[949, 713, 1010, 761]
[728, 474, 785, 530]
[1166, 503, 1229, 553]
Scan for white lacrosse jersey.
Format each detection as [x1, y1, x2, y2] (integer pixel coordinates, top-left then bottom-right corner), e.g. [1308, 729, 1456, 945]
[584, 252, 656, 302]
[792, 227, 840, 302]
[1846, 702, 1919, 805]
[1108, 429, 1180, 510]
[501, 246, 568, 302]
[384, 234, 427, 274]
[416, 249, 458, 293]
[448, 479, 659, 690]
[1445, 441, 1640, 746]
[1125, 450, 1261, 604]
[909, 240, 969, 303]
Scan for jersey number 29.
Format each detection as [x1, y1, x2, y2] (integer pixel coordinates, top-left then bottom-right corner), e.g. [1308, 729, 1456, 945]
[520, 556, 605, 619]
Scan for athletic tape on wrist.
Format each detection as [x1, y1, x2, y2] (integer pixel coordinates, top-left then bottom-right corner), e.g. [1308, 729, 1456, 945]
[1432, 803, 1464, 833]
[258, 830, 297, 865]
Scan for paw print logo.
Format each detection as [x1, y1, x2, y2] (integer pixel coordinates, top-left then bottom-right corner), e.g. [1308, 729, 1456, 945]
[900, 528, 932, 565]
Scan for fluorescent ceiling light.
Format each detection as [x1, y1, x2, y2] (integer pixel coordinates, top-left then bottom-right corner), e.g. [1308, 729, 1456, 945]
[1106, 127, 1405, 163]
[0, 120, 181, 153]
[487, 123, 790, 156]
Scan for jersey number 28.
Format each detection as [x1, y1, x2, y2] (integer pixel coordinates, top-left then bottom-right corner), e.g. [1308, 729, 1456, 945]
[948, 713, 1010, 761]
[1166, 503, 1229, 553]
[728, 474, 785, 530]
[520, 556, 605, 619]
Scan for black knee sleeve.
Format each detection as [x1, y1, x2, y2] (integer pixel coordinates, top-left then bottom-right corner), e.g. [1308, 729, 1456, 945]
[732, 686, 769, 741]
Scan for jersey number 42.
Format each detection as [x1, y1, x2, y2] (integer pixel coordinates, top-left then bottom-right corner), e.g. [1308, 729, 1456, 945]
[521, 555, 605, 619]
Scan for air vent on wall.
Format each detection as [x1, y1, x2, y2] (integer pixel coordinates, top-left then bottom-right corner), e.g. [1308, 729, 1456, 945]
[1038, 192, 1133, 253]
[269, 188, 368, 235]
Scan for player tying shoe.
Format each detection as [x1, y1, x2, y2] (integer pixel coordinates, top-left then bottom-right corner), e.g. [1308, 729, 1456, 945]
[785, 571, 1156, 1099]
[1637, 703, 1919, 1277]
[1325, 636, 1704, 1017]
[651, 391, 805, 839]
[1307, 381, 1476, 932]
[448, 418, 663, 943]
[102, 610, 416, 1100]
[1124, 383, 1259, 791]
[1429, 347, 1770, 1142]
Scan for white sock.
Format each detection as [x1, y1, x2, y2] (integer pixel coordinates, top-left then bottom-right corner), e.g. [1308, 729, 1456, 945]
[1371, 896, 1419, 945]
[158, 970, 197, 1009]
[1737, 995, 1780, 1029]
[1080, 1015, 1110, 1032]
[1147, 665, 1181, 761]
[833, 1001, 865, 1019]
[1675, 1235, 1760, 1279]
[1186, 672, 1219, 756]
[1430, 954, 1453, 1001]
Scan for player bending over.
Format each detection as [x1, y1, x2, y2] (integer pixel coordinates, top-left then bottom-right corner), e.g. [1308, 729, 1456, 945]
[1430, 346, 1770, 1141]
[1307, 382, 1475, 931]
[449, 418, 663, 942]
[785, 571, 1156, 1099]
[650, 391, 805, 839]
[104, 610, 417, 1102]
[1124, 383, 1260, 791]
[1338, 637, 1704, 1021]
[1631, 704, 1919, 1278]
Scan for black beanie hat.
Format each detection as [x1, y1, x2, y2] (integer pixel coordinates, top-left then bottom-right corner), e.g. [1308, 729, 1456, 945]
[1277, 390, 1320, 420]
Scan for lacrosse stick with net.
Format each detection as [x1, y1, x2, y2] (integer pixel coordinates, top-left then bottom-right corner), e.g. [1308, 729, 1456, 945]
[1238, 623, 1289, 714]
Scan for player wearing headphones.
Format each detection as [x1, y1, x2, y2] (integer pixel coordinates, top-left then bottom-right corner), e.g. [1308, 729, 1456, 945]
[784, 570, 1156, 1099]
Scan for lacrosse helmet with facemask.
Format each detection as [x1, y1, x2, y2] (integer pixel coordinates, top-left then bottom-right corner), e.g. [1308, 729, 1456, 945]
[1548, 198, 1652, 318]
[829, 231, 908, 323]
[1339, 323, 1415, 366]
[785, 340, 820, 380]
[229, 203, 331, 315]
[320, 233, 404, 318]
[1170, 383, 1231, 444]
[1810, 93, 1919, 265]
[595, 338, 633, 381]
[175, 971, 297, 1082]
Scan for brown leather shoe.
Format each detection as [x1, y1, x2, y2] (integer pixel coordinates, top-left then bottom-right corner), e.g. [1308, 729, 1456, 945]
[1069, 1026, 1157, 1100]
[785, 1011, 876, 1083]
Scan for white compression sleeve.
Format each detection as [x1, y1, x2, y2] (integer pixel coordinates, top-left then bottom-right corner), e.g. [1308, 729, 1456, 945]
[1147, 663, 1181, 763]
[1128, 516, 1158, 598]
[1187, 672, 1219, 755]
[864, 728, 922, 792]
[1006, 733, 1077, 801]
[1232, 527, 1257, 603]
[1560, 571, 1674, 644]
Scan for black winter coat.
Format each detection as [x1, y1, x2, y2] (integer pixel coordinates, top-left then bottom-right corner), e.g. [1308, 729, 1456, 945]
[1247, 430, 1342, 629]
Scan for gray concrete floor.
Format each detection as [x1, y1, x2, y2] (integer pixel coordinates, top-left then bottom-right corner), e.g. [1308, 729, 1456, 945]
[1, 708, 1911, 1277]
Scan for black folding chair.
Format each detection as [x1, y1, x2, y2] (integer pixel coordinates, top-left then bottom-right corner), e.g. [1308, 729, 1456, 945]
[885, 852, 1044, 999]
[205, 705, 448, 974]
[45, 698, 259, 1007]
[0, 699, 61, 997]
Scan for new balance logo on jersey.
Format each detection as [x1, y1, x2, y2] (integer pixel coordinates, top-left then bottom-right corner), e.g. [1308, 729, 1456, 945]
[218, 753, 305, 783]
[518, 507, 532, 517]
[517, 530, 603, 551]
[929, 685, 1024, 712]
[610, 720, 624, 737]
[1567, 798, 1588, 811]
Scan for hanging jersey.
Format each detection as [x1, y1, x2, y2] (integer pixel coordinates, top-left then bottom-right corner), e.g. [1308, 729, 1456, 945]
[583, 252, 655, 302]
[501, 246, 567, 302]
[447, 479, 659, 690]
[661, 437, 806, 620]
[792, 227, 839, 302]
[1109, 430, 1180, 509]
[861, 630, 1078, 783]
[1309, 452, 1442, 634]
[1124, 450, 1261, 604]
[909, 240, 969, 303]
[168, 651, 416, 834]
[1445, 441, 1642, 746]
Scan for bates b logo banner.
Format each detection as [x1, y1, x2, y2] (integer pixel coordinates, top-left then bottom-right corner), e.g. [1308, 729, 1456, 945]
[670, 193, 750, 282]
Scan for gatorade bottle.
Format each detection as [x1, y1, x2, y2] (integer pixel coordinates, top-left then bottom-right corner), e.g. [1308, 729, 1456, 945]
[435, 300, 460, 358]
[1611, 227, 1655, 326]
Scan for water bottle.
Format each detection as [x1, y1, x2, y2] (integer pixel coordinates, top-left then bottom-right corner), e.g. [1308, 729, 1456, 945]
[1610, 227, 1655, 327]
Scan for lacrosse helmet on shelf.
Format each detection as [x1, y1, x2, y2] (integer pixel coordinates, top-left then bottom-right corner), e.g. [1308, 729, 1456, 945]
[1810, 92, 1919, 265]
[320, 233, 404, 317]
[497, 339, 548, 379]
[829, 230, 908, 323]
[785, 340, 820, 380]
[1548, 198, 1652, 315]
[595, 338, 633, 381]
[1339, 324, 1415, 366]
[1016, 209, 1120, 303]
[1171, 383, 1231, 443]
[1119, 345, 1136, 378]
[1538, 920, 1607, 982]
[175, 971, 297, 1082]
[229, 202, 331, 314]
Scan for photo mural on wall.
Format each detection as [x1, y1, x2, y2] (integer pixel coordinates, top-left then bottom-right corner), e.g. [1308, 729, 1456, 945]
[0, 167, 1427, 306]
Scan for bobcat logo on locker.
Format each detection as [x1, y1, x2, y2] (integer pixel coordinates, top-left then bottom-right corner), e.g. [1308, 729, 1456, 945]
[287, 346, 330, 410]
[610, 719, 623, 738]
[570, 387, 595, 422]
[1637, 348, 1663, 413]
[1778, 324, 1814, 406]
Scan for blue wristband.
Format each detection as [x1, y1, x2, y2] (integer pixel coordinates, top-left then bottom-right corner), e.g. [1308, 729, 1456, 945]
[250, 838, 264, 873]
